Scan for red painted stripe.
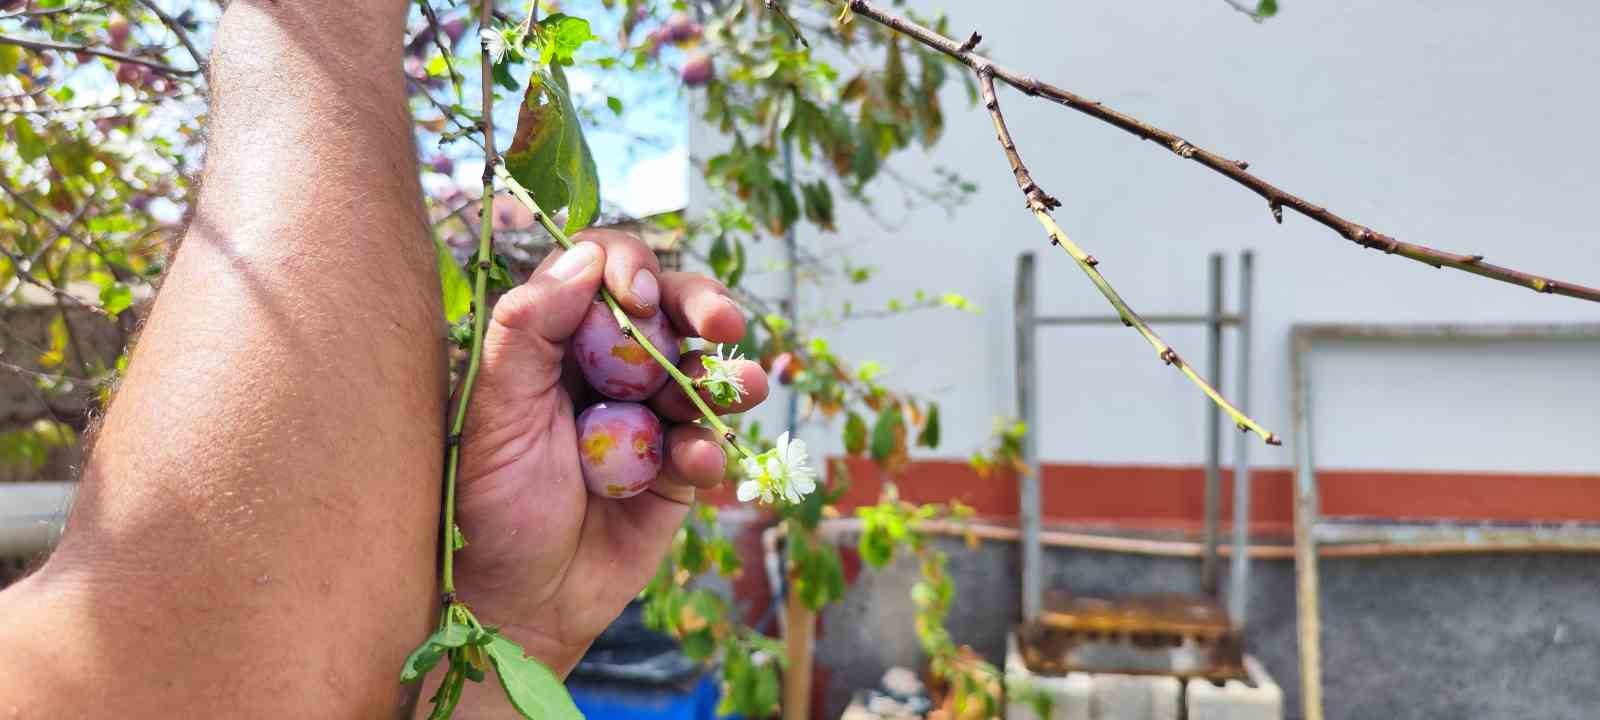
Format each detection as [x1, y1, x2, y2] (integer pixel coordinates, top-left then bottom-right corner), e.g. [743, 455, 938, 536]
[700, 458, 1600, 529]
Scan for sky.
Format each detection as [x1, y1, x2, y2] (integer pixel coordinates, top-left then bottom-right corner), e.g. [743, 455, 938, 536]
[431, 0, 691, 220]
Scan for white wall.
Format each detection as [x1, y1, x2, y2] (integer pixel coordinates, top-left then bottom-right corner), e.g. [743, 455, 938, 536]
[694, 0, 1600, 475]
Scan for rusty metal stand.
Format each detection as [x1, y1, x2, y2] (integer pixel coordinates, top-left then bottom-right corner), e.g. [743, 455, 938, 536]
[1014, 251, 1256, 623]
[1288, 323, 1600, 720]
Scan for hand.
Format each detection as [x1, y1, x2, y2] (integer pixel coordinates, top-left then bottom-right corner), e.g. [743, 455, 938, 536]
[445, 230, 769, 689]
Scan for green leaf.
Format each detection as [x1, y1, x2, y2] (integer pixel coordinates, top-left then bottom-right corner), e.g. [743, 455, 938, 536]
[606, 96, 624, 115]
[504, 65, 601, 234]
[537, 14, 598, 66]
[487, 253, 515, 292]
[401, 624, 474, 683]
[707, 235, 745, 289]
[870, 405, 901, 463]
[917, 403, 940, 449]
[800, 180, 835, 231]
[1255, 0, 1279, 17]
[12, 119, 45, 163]
[843, 411, 867, 455]
[425, 54, 450, 77]
[483, 635, 585, 720]
[98, 282, 133, 318]
[680, 629, 716, 661]
[436, 237, 471, 324]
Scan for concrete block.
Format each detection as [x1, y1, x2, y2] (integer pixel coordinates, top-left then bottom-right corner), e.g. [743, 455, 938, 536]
[1006, 633, 1178, 720]
[1185, 656, 1282, 720]
[1088, 674, 1178, 720]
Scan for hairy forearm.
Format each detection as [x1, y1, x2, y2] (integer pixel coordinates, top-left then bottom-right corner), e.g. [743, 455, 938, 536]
[0, 1, 441, 716]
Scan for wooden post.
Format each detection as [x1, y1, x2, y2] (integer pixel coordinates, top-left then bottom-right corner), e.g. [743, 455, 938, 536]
[783, 529, 816, 720]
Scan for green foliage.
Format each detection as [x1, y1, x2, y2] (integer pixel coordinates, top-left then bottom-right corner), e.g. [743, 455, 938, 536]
[483, 634, 584, 720]
[436, 237, 472, 324]
[503, 64, 601, 234]
[0, 420, 76, 471]
[535, 14, 599, 66]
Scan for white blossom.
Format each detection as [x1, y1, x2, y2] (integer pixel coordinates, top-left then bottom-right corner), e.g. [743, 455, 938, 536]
[699, 344, 748, 406]
[736, 432, 817, 505]
[480, 28, 509, 64]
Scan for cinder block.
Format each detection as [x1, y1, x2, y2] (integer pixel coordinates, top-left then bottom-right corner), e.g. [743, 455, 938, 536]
[1005, 633, 1178, 720]
[1184, 656, 1282, 720]
[1088, 674, 1179, 720]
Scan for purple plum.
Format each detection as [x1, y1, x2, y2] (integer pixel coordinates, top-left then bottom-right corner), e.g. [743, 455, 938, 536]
[576, 402, 663, 499]
[570, 300, 680, 401]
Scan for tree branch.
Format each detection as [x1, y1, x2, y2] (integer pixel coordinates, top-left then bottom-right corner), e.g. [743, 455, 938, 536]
[0, 33, 198, 77]
[135, 0, 208, 77]
[978, 71, 1277, 444]
[841, 0, 1600, 303]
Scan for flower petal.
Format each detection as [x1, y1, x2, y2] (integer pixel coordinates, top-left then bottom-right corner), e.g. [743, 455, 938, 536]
[736, 480, 760, 502]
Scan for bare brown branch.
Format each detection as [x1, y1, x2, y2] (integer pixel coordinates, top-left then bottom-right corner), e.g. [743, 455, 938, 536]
[0, 33, 198, 77]
[978, 71, 1276, 444]
[135, 0, 208, 77]
[843, 0, 1600, 303]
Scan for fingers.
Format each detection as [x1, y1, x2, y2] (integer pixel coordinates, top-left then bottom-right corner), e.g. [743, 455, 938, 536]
[661, 424, 727, 490]
[574, 227, 662, 318]
[649, 349, 770, 422]
[481, 241, 604, 396]
[659, 272, 745, 343]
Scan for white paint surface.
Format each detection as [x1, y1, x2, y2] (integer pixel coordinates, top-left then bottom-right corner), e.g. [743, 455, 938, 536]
[692, 1, 1600, 475]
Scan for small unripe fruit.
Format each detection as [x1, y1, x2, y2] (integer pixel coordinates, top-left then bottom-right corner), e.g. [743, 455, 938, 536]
[571, 300, 680, 401]
[115, 63, 145, 87]
[442, 17, 468, 45]
[106, 15, 131, 50]
[770, 351, 799, 385]
[662, 12, 694, 43]
[681, 52, 714, 87]
[576, 402, 663, 499]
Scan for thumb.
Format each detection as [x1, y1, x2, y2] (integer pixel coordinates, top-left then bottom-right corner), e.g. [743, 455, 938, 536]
[478, 241, 605, 400]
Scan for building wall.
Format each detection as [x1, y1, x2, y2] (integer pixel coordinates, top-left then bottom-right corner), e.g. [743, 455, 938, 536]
[697, 0, 1600, 479]
[691, 3, 1600, 718]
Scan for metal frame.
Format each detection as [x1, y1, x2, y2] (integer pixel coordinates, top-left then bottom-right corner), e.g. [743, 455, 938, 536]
[1289, 322, 1600, 720]
[1014, 250, 1256, 622]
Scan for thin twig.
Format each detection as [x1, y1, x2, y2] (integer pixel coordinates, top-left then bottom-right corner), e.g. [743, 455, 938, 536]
[841, 0, 1600, 303]
[764, 0, 810, 48]
[0, 243, 109, 318]
[977, 72, 1276, 444]
[417, 0, 465, 101]
[135, 0, 208, 77]
[0, 33, 198, 76]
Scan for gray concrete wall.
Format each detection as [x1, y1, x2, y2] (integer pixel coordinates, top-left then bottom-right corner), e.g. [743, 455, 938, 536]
[815, 533, 1600, 720]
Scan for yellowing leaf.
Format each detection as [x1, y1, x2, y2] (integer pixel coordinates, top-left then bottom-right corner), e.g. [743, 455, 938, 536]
[37, 314, 68, 369]
[504, 65, 600, 234]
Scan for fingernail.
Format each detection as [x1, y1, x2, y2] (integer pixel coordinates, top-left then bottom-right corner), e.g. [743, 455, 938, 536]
[548, 243, 598, 281]
[631, 269, 660, 309]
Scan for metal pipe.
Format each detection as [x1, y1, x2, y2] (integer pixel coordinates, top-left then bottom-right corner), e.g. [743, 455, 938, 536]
[1292, 323, 1600, 341]
[0, 482, 73, 558]
[1201, 254, 1224, 595]
[1034, 313, 1240, 326]
[1015, 252, 1042, 621]
[1228, 251, 1255, 628]
[781, 138, 799, 432]
[1290, 329, 1325, 720]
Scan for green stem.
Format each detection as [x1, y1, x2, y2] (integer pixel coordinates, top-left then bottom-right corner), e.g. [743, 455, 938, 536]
[494, 163, 759, 461]
[437, 0, 501, 599]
